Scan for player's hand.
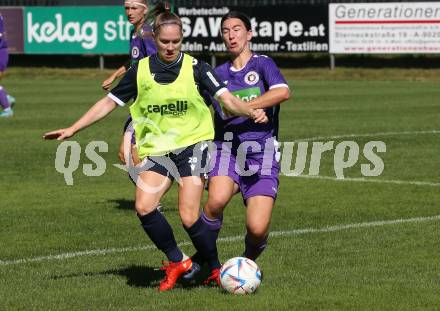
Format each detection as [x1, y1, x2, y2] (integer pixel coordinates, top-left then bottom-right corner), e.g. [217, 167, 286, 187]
[101, 77, 115, 91]
[252, 109, 269, 124]
[43, 128, 75, 140]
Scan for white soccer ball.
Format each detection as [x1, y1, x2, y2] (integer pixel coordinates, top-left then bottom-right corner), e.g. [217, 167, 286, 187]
[220, 257, 262, 294]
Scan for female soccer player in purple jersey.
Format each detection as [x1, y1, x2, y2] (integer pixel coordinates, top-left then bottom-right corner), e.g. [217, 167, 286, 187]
[185, 11, 291, 285]
[0, 13, 15, 118]
[102, 0, 156, 91]
[44, 5, 267, 292]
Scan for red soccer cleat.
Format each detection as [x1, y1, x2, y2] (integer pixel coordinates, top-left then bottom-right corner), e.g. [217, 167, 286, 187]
[159, 258, 193, 291]
[202, 268, 221, 287]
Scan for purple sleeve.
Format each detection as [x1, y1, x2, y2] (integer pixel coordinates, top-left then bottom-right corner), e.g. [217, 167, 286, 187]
[0, 15, 6, 49]
[260, 56, 288, 89]
[140, 24, 156, 58]
[0, 15, 4, 34]
[142, 37, 157, 57]
[0, 15, 4, 39]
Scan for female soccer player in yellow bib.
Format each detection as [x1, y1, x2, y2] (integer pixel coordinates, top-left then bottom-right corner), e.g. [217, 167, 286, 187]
[44, 3, 267, 292]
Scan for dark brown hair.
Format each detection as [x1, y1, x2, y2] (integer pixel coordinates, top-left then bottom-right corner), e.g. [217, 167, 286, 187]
[221, 11, 252, 31]
[150, 1, 182, 34]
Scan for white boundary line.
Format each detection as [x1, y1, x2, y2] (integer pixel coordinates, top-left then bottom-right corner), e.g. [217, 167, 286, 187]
[2, 214, 440, 267]
[293, 175, 440, 187]
[1, 131, 437, 267]
[294, 129, 440, 142]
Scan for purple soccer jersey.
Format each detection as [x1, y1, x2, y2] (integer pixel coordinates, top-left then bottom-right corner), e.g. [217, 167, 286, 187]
[212, 54, 288, 145]
[0, 14, 7, 50]
[129, 24, 156, 64]
[0, 14, 8, 72]
[209, 54, 289, 201]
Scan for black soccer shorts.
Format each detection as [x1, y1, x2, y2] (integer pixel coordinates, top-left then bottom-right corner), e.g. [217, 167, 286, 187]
[142, 141, 212, 180]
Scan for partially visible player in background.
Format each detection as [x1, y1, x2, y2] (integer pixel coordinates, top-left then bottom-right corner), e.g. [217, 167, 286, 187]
[101, 0, 157, 166]
[102, 0, 156, 91]
[185, 11, 291, 285]
[0, 13, 15, 118]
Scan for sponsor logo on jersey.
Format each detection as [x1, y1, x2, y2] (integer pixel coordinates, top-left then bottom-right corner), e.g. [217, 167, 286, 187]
[131, 46, 140, 59]
[244, 71, 260, 85]
[147, 100, 188, 116]
[231, 87, 261, 102]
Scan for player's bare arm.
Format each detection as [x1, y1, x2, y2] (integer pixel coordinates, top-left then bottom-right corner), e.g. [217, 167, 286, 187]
[102, 66, 128, 90]
[217, 91, 268, 123]
[43, 96, 118, 140]
[248, 87, 290, 110]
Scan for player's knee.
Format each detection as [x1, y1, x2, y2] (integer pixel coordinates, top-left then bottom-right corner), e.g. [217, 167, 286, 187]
[247, 225, 269, 241]
[180, 208, 199, 228]
[205, 196, 227, 217]
[134, 200, 157, 216]
[134, 201, 147, 215]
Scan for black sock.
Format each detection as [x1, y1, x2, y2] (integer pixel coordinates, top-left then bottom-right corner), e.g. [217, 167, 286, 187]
[184, 213, 222, 270]
[191, 251, 204, 267]
[243, 233, 268, 261]
[138, 209, 183, 262]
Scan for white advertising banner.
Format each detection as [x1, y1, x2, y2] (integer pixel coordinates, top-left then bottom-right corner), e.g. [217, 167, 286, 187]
[329, 2, 440, 54]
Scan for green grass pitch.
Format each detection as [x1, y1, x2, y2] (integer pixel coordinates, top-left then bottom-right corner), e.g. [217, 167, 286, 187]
[0, 67, 439, 310]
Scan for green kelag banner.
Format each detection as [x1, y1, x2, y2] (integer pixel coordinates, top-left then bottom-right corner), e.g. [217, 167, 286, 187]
[24, 7, 131, 54]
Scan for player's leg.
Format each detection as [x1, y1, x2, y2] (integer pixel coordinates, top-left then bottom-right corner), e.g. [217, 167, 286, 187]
[135, 170, 179, 259]
[0, 49, 13, 117]
[178, 142, 234, 284]
[202, 146, 240, 270]
[241, 150, 280, 260]
[121, 117, 164, 211]
[184, 176, 238, 285]
[244, 195, 275, 260]
[185, 147, 239, 283]
[0, 73, 12, 117]
[204, 176, 238, 219]
[157, 142, 215, 291]
[135, 169, 192, 291]
[6, 93, 15, 107]
[204, 176, 239, 266]
[0, 84, 10, 111]
[154, 175, 206, 291]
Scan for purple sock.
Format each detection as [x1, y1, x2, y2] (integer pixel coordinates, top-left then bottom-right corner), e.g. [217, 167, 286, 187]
[0, 86, 10, 110]
[244, 233, 268, 261]
[185, 212, 223, 270]
[201, 212, 223, 233]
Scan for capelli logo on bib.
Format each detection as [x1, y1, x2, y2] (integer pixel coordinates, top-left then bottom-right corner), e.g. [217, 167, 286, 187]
[244, 71, 260, 85]
[147, 101, 188, 116]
